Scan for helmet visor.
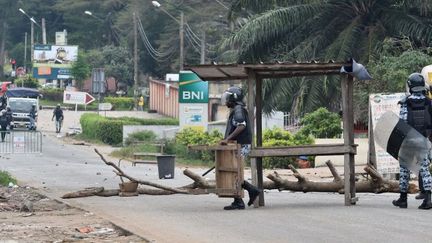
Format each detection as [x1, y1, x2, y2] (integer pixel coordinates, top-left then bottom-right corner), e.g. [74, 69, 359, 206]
[221, 91, 232, 105]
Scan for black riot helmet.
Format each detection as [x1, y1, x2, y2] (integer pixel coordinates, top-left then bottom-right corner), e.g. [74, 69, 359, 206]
[407, 73, 425, 93]
[221, 86, 244, 107]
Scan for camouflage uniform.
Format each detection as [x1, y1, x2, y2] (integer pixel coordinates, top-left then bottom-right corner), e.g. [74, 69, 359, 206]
[398, 93, 432, 193]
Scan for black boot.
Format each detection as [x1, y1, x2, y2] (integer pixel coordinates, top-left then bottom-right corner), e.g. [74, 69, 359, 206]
[242, 181, 261, 206]
[223, 198, 245, 210]
[415, 192, 426, 200]
[416, 174, 425, 200]
[418, 191, 432, 210]
[392, 192, 407, 208]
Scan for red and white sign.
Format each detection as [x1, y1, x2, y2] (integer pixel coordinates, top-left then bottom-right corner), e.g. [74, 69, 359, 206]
[63, 91, 95, 105]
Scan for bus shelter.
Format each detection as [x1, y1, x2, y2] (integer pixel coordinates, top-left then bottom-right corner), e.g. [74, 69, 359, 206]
[186, 60, 362, 206]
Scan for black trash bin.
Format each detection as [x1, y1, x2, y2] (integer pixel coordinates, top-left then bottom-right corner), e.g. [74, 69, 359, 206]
[157, 155, 175, 179]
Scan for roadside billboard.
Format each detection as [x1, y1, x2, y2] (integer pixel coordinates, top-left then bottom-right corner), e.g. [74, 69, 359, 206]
[33, 44, 78, 65]
[179, 71, 209, 130]
[369, 93, 406, 174]
[179, 71, 208, 103]
[32, 67, 72, 80]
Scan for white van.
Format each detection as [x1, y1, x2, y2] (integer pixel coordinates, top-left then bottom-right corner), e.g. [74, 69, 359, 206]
[8, 97, 39, 130]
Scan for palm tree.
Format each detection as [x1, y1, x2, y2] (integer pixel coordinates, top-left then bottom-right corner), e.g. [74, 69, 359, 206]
[224, 0, 432, 114]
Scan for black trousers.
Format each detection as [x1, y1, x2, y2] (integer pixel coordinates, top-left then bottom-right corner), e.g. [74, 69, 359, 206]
[0, 125, 6, 141]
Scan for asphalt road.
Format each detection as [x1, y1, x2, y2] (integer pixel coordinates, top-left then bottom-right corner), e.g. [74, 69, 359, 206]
[1, 121, 432, 242]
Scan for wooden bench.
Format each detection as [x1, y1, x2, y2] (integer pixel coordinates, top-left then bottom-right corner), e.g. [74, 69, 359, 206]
[131, 143, 165, 166]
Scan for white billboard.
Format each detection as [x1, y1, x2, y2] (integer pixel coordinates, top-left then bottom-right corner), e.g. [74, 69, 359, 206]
[34, 44, 78, 65]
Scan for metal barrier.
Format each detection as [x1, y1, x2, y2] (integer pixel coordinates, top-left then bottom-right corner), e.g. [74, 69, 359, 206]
[0, 130, 42, 154]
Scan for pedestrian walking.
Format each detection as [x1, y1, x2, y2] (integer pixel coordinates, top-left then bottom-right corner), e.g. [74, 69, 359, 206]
[52, 104, 64, 133]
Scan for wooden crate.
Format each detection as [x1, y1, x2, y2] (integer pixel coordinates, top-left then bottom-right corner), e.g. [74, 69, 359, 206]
[189, 143, 244, 198]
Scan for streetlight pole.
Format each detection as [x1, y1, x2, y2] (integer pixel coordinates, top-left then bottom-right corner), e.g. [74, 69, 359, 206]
[30, 21, 34, 63]
[41, 18, 47, 44]
[133, 12, 139, 108]
[179, 12, 184, 70]
[24, 32, 27, 73]
[19, 9, 41, 63]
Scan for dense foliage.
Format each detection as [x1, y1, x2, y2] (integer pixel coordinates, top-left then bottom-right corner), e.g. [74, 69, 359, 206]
[0, 0, 232, 80]
[175, 127, 223, 162]
[103, 97, 134, 110]
[40, 88, 63, 101]
[298, 107, 342, 138]
[225, 0, 432, 115]
[14, 76, 39, 88]
[262, 127, 314, 169]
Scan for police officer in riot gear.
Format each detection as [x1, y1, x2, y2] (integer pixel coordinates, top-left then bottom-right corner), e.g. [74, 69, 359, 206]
[220, 86, 261, 210]
[393, 73, 432, 209]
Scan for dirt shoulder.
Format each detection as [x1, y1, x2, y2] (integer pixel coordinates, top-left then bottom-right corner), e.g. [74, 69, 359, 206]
[0, 186, 145, 242]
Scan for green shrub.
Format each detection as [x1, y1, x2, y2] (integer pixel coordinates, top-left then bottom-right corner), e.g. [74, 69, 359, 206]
[14, 76, 39, 88]
[40, 88, 64, 101]
[175, 127, 223, 162]
[124, 130, 157, 145]
[104, 97, 134, 110]
[0, 170, 17, 186]
[298, 107, 342, 138]
[262, 128, 314, 169]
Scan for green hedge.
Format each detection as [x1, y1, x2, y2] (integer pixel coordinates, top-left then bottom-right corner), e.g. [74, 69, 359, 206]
[80, 113, 178, 145]
[40, 88, 64, 101]
[104, 97, 134, 110]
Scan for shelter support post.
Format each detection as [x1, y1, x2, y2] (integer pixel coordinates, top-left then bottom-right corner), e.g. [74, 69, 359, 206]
[255, 76, 264, 206]
[246, 69, 264, 207]
[341, 74, 356, 205]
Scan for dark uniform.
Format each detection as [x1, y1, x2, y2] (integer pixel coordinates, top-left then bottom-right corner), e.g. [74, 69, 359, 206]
[393, 73, 432, 209]
[0, 110, 8, 142]
[220, 86, 260, 210]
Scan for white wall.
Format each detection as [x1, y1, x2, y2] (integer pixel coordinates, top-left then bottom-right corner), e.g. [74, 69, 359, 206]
[314, 138, 368, 167]
[123, 125, 180, 144]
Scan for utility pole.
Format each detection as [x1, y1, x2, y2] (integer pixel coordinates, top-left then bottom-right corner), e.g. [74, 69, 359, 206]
[179, 11, 184, 70]
[133, 12, 138, 108]
[41, 18, 46, 44]
[24, 32, 27, 73]
[30, 21, 34, 62]
[200, 31, 206, 64]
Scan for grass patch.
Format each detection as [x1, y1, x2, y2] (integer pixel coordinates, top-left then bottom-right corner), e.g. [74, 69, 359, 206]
[0, 170, 17, 186]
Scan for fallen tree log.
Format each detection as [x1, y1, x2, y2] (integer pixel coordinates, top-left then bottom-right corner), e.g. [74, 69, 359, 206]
[62, 152, 417, 199]
[61, 187, 104, 199]
[266, 161, 416, 194]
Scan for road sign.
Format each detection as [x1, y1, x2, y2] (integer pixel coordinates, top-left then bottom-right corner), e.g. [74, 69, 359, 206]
[98, 103, 112, 111]
[63, 91, 95, 105]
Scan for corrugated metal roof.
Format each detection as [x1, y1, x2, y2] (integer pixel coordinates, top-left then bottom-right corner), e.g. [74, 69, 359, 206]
[185, 61, 351, 81]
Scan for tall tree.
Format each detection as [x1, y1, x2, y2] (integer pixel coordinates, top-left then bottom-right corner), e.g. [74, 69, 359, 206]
[225, 0, 432, 114]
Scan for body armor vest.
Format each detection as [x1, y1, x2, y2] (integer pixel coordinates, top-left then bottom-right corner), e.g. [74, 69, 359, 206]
[407, 98, 432, 137]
